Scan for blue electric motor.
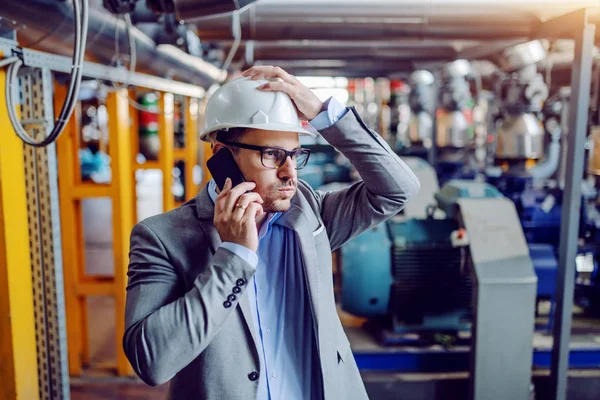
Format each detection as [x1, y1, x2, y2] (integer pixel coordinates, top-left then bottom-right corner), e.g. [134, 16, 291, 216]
[340, 181, 501, 331]
[340, 180, 560, 333]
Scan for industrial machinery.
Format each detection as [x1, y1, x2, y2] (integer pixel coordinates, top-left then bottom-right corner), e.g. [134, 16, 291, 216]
[403, 61, 478, 186]
[483, 41, 566, 307]
[391, 71, 437, 169]
[574, 125, 600, 314]
[340, 178, 537, 400]
[485, 41, 600, 319]
[492, 41, 549, 164]
[402, 69, 435, 159]
[435, 59, 478, 186]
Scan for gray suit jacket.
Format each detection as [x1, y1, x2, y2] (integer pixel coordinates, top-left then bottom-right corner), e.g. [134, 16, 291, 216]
[124, 107, 420, 400]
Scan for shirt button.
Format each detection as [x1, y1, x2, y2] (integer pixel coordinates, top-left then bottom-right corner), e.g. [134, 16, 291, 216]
[236, 278, 246, 287]
[232, 286, 241, 294]
[228, 294, 236, 302]
[271, 372, 277, 379]
[266, 328, 271, 334]
[223, 301, 232, 308]
[248, 371, 259, 381]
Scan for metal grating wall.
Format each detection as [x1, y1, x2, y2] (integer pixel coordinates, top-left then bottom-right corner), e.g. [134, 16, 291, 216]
[19, 67, 70, 400]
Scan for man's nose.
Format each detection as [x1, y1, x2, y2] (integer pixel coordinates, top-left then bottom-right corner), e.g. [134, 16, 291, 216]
[277, 156, 296, 179]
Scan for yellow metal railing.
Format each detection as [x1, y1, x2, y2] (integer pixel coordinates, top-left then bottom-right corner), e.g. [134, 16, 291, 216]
[0, 66, 40, 400]
[56, 84, 202, 376]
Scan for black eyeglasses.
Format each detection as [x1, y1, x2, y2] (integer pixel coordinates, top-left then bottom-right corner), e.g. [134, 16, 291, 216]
[218, 140, 311, 170]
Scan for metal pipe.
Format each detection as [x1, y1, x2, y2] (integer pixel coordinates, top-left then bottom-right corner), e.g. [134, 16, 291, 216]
[550, 19, 595, 400]
[528, 138, 560, 179]
[0, 0, 225, 86]
[191, 0, 597, 41]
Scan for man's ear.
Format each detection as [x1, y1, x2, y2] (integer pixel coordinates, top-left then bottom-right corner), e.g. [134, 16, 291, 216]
[212, 141, 225, 155]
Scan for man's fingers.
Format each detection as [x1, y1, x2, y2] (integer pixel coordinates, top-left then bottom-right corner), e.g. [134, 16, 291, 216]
[223, 181, 257, 212]
[235, 193, 264, 210]
[231, 194, 263, 222]
[243, 65, 297, 86]
[243, 202, 264, 223]
[214, 178, 231, 213]
[258, 81, 296, 97]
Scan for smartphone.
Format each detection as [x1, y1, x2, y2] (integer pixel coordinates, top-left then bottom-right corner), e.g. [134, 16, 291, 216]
[206, 147, 246, 191]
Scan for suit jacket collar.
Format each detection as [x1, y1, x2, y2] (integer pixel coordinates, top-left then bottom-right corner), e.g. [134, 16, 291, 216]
[196, 184, 215, 222]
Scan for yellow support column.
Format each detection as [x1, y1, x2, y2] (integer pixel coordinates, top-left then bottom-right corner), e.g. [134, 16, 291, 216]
[0, 68, 40, 399]
[55, 83, 86, 376]
[106, 89, 135, 376]
[184, 97, 199, 200]
[200, 141, 213, 188]
[129, 89, 139, 224]
[198, 98, 212, 188]
[159, 92, 175, 212]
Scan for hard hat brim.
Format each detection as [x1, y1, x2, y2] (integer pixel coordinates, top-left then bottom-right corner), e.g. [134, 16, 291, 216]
[200, 122, 317, 142]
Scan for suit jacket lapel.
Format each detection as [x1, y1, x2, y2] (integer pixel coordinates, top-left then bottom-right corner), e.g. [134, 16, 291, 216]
[195, 186, 261, 364]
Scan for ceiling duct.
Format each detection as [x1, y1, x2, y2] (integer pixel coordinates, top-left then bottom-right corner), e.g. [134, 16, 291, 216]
[0, 0, 226, 86]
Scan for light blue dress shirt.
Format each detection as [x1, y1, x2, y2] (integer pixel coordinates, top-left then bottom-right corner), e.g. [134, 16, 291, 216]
[208, 97, 347, 400]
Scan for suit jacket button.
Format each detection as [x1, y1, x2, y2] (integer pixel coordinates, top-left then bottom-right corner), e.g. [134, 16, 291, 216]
[248, 371, 259, 381]
[228, 294, 237, 302]
[236, 278, 246, 287]
[223, 301, 232, 308]
[232, 286, 241, 294]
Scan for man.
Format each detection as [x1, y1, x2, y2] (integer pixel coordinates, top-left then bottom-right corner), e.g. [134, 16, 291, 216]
[124, 66, 420, 400]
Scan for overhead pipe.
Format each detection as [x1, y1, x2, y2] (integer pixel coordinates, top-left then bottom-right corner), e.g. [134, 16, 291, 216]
[0, 0, 226, 87]
[217, 40, 461, 61]
[191, 0, 598, 41]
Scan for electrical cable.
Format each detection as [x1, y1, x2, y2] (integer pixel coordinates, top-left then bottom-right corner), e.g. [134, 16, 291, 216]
[5, 0, 89, 147]
[0, 56, 19, 68]
[100, 11, 146, 111]
[125, 13, 136, 75]
[221, 9, 241, 71]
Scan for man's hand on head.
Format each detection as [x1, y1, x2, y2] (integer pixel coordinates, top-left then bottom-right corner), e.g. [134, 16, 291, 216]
[242, 66, 324, 121]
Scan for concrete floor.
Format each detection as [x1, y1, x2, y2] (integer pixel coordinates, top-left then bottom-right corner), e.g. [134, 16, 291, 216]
[71, 379, 168, 400]
[72, 290, 600, 399]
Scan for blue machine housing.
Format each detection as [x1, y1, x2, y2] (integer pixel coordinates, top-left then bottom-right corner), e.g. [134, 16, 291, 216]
[487, 174, 564, 244]
[340, 224, 393, 317]
[341, 181, 501, 332]
[341, 217, 473, 332]
[387, 218, 473, 329]
[340, 180, 563, 335]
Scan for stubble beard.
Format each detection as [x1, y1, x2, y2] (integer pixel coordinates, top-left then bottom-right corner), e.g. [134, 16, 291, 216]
[261, 182, 296, 213]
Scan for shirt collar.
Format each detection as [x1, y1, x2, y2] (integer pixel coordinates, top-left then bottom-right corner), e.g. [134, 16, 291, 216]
[207, 179, 282, 230]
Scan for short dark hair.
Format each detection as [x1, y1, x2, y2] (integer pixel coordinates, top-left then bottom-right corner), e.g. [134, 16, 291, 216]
[216, 127, 248, 142]
[215, 128, 248, 153]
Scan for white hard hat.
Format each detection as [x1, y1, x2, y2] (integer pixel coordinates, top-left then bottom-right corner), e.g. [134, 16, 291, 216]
[200, 76, 318, 142]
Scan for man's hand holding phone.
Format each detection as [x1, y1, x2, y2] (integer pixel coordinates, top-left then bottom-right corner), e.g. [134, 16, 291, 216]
[213, 178, 264, 252]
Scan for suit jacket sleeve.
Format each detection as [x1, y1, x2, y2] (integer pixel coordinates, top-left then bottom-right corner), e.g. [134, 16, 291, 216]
[311, 106, 420, 251]
[123, 221, 255, 386]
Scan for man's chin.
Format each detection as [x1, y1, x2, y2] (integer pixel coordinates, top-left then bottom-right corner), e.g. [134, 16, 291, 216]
[264, 199, 292, 213]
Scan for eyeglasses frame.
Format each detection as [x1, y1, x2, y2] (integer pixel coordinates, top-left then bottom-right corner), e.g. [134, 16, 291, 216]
[217, 140, 312, 170]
